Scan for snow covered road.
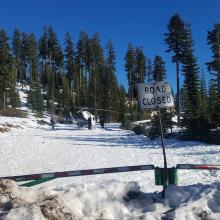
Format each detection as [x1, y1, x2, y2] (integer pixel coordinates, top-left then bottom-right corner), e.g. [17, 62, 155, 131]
[1, 118, 220, 219]
[0, 121, 220, 190]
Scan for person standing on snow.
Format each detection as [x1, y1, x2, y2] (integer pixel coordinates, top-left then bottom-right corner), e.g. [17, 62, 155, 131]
[50, 116, 55, 130]
[100, 117, 104, 128]
[88, 116, 92, 130]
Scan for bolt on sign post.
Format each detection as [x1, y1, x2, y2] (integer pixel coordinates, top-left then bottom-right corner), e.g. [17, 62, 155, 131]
[137, 82, 174, 197]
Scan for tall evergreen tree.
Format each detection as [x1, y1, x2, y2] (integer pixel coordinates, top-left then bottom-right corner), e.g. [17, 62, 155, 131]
[39, 27, 64, 113]
[125, 43, 135, 105]
[39, 27, 49, 87]
[58, 75, 72, 116]
[26, 33, 44, 115]
[198, 75, 208, 133]
[39, 26, 63, 86]
[207, 24, 220, 127]
[47, 27, 63, 88]
[12, 29, 22, 82]
[46, 65, 56, 114]
[165, 14, 186, 125]
[104, 40, 119, 122]
[88, 33, 104, 119]
[0, 29, 20, 108]
[181, 24, 201, 138]
[76, 31, 89, 107]
[64, 33, 75, 88]
[34, 81, 44, 116]
[118, 85, 128, 127]
[27, 80, 44, 116]
[135, 47, 146, 83]
[47, 27, 63, 68]
[207, 80, 218, 127]
[20, 32, 28, 90]
[147, 58, 153, 82]
[152, 55, 166, 81]
[39, 27, 49, 60]
[179, 86, 187, 113]
[26, 33, 38, 83]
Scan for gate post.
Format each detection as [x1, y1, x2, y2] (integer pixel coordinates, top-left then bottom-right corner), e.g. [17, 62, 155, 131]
[155, 167, 178, 187]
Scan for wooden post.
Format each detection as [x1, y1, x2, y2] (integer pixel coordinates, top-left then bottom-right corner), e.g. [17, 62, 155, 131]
[158, 108, 168, 197]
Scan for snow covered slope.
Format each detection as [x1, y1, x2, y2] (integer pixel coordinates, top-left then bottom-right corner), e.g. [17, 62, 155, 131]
[0, 112, 220, 219]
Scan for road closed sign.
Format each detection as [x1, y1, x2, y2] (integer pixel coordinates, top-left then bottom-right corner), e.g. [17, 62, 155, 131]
[137, 82, 174, 109]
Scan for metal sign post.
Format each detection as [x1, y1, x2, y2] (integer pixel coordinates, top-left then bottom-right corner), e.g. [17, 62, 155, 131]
[158, 107, 168, 196]
[137, 82, 174, 198]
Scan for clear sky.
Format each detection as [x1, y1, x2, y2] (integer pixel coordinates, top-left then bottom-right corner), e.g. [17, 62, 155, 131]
[1, 0, 220, 92]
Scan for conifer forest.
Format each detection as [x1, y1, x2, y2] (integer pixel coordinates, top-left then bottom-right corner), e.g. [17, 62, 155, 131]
[1, 14, 220, 143]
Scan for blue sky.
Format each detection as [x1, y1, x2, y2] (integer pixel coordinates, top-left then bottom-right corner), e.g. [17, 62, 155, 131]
[1, 0, 220, 92]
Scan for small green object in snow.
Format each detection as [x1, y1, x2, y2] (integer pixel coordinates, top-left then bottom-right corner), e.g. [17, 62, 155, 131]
[155, 167, 178, 186]
[20, 177, 55, 187]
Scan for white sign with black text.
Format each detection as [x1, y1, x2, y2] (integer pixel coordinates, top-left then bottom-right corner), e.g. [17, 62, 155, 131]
[137, 82, 174, 109]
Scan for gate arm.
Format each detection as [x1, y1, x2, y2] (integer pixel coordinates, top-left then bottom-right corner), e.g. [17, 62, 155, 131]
[177, 164, 220, 170]
[0, 164, 155, 182]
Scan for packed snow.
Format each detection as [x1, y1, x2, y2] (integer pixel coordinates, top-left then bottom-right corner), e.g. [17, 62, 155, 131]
[0, 89, 220, 219]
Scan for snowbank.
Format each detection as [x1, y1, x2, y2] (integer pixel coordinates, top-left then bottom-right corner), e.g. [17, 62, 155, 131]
[1, 179, 220, 219]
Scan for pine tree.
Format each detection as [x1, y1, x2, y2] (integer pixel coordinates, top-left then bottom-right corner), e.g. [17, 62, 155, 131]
[165, 14, 186, 125]
[46, 64, 55, 113]
[207, 80, 218, 127]
[179, 86, 187, 113]
[105, 40, 119, 122]
[125, 45, 146, 121]
[12, 29, 22, 82]
[99, 64, 109, 120]
[39, 27, 49, 87]
[64, 33, 75, 88]
[88, 33, 104, 119]
[26, 33, 38, 83]
[39, 27, 63, 114]
[125, 43, 136, 105]
[207, 24, 220, 127]
[0, 29, 20, 108]
[198, 75, 208, 133]
[135, 47, 146, 83]
[152, 55, 166, 81]
[47, 27, 63, 68]
[59, 75, 72, 116]
[7, 69, 21, 108]
[39, 27, 49, 61]
[147, 58, 153, 82]
[47, 27, 63, 89]
[118, 85, 128, 128]
[20, 32, 28, 90]
[181, 24, 201, 138]
[27, 80, 44, 116]
[135, 47, 146, 120]
[34, 81, 44, 116]
[26, 33, 44, 115]
[64, 33, 76, 114]
[76, 31, 89, 107]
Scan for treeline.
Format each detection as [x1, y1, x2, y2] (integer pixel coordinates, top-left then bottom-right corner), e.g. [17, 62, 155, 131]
[0, 27, 128, 122]
[125, 14, 220, 141]
[166, 14, 220, 141]
[1, 14, 220, 141]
